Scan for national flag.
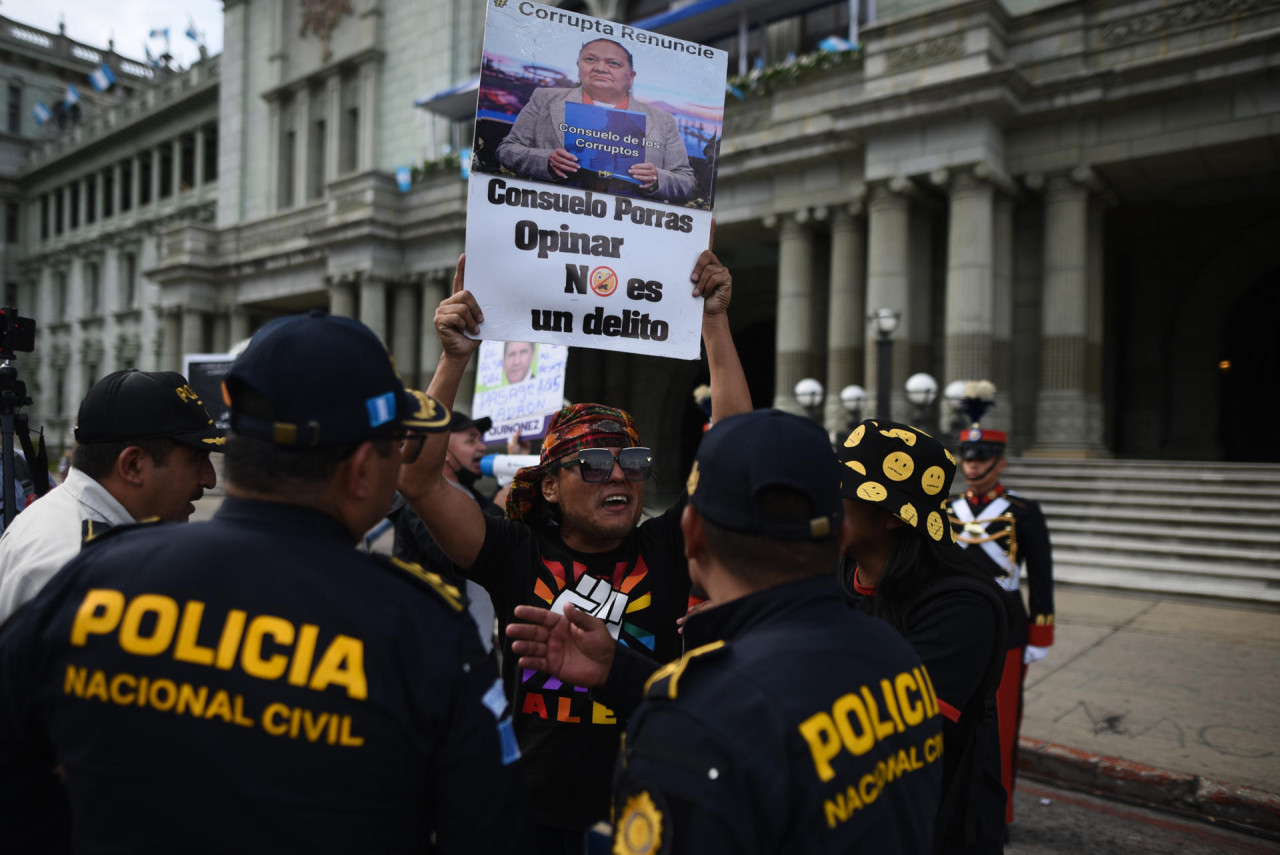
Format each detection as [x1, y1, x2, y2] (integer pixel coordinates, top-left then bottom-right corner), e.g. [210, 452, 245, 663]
[64, 84, 81, 106]
[33, 102, 50, 126]
[89, 64, 117, 92]
[185, 16, 199, 43]
[395, 166, 411, 193]
[149, 27, 169, 40]
[144, 44, 160, 69]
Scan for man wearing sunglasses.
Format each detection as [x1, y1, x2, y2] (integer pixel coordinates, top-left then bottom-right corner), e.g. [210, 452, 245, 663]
[399, 248, 750, 854]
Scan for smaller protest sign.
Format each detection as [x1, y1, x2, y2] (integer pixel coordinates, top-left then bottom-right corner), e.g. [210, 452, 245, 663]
[471, 339, 568, 443]
[183, 354, 234, 431]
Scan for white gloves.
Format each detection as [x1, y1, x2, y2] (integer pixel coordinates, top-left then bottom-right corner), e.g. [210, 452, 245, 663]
[1023, 645, 1049, 665]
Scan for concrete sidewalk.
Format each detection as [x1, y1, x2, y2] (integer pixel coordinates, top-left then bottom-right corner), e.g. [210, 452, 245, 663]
[1016, 587, 1280, 835]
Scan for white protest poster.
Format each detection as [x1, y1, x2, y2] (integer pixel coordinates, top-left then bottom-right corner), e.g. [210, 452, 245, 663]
[466, 0, 727, 360]
[471, 339, 569, 443]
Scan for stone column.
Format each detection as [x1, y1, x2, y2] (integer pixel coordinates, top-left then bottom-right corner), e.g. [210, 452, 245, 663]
[990, 192, 1014, 436]
[358, 62, 378, 172]
[93, 171, 104, 222]
[329, 275, 356, 317]
[130, 155, 141, 211]
[824, 203, 867, 433]
[943, 169, 996, 390]
[325, 74, 342, 184]
[771, 210, 815, 415]
[212, 310, 230, 353]
[151, 145, 162, 205]
[161, 308, 181, 372]
[865, 179, 912, 421]
[172, 138, 183, 197]
[293, 87, 310, 207]
[359, 275, 387, 341]
[418, 274, 447, 389]
[1032, 169, 1105, 455]
[229, 307, 251, 346]
[266, 101, 281, 210]
[194, 125, 206, 190]
[392, 281, 417, 383]
[181, 308, 205, 359]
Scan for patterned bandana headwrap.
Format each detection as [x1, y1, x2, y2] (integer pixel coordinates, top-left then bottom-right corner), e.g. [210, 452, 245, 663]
[505, 403, 641, 524]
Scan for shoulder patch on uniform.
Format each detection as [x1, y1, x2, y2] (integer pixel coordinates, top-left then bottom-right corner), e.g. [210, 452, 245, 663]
[642, 640, 726, 701]
[381, 555, 466, 612]
[80, 517, 159, 547]
[614, 789, 665, 855]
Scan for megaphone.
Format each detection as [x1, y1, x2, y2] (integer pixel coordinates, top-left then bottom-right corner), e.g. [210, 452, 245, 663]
[481, 454, 540, 486]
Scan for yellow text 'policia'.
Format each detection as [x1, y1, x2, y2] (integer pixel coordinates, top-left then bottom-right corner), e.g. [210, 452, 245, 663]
[70, 589, 367, 700]
[63, 666, 365, 747]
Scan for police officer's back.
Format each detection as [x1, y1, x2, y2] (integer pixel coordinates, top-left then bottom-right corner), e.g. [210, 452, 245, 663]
[0, 311, 531, 854]
[610, 411, 942, 854]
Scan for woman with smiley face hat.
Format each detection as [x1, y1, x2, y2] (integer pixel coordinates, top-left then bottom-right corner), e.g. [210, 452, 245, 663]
[837, 419, 1010, 854]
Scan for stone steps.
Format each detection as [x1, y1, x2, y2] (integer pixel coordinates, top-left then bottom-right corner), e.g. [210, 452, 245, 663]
[1000, 459, 1280, 605]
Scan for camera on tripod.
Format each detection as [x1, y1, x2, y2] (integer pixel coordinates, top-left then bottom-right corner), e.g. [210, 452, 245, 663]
[0, 306, 46, 529]
[0, 306, 35, 360]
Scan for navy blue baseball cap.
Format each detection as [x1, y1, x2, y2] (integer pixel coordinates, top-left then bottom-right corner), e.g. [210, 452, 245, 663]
[75, 369, 224, 451]
[224, 310, 450, 447]
[686, 409, 841, 540]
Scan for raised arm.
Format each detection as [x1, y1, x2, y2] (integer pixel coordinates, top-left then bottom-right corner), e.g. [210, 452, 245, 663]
[397, 256, 489, 570]
[690, 244, 751, 423]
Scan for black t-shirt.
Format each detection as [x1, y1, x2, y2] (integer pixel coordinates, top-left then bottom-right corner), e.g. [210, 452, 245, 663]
[0, 498, 531, 854]
[469, 498, 691, 829]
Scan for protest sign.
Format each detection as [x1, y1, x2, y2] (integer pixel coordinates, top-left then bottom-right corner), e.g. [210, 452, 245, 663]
[465, 0, 727, 360]
[472, 339, 568, 443]
[183, 354, 234, 431]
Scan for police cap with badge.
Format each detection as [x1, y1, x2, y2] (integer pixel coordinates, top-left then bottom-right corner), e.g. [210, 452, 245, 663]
[222, 309, 450, 446]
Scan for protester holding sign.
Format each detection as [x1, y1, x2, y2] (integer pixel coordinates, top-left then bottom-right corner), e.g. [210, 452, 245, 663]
[398, 249, 749, 853]
[498, 38, 696, 204]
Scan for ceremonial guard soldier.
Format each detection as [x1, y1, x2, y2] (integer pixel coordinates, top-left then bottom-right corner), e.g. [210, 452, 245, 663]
[947, 385, 1054, 828]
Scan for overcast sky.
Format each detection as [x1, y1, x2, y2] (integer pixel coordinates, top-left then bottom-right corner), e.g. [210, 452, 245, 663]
[1, 0, 223, 69]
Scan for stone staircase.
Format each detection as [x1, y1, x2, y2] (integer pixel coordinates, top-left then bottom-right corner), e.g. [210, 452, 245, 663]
[1000, 458, 1280, 606]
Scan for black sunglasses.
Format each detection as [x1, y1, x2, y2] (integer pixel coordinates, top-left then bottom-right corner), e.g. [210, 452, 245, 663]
[559, 447, 652, 483]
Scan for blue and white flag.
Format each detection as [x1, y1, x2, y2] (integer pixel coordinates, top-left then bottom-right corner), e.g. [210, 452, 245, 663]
[33, 102, 50, 126]
[395, 166, 412, 193]
[89, 64, 116, 92]
[64, 84, 81, 106]
[144, 44, 159, 69]
[149, 27, 169, 40]
[185, 16, 199, 43]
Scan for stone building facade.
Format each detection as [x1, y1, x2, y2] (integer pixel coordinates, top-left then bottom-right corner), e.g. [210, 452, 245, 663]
[12, 0, 1280, 491]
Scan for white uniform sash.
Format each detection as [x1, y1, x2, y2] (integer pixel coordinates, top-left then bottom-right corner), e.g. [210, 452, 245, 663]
[950, 497, 1020, 590]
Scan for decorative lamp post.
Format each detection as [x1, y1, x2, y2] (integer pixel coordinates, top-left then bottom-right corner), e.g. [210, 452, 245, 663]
[869, 308, 901, 421]
[793, 377, 824, 423]
[904, 372, 938, 433]
[839, 384, 866, 432]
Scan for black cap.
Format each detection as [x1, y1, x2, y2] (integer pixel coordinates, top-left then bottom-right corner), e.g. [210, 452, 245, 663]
[75, 370, 225, 451]
[224, 310, 450, 447]
[686, 409, 841, 540]
[450, 411, 493, 435]
[837, 419, 957, 543]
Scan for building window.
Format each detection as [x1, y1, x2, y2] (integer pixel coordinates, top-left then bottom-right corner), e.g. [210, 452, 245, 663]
[121, 252, 138, 309]
[341, 106, 358, 173]
[5, 203, 17, 243]
[5, 282, 17, 308]
[103, 168, 114, 217]
[159, 144, 174, 199]
[69, 184, 80, 229]
[40, 195, 48, 241]
[85, 363, 98, 397]
[139, 151, 153, 205]
[54, 189, 64, 236]
[85, 178, 97, 224]
[7, 85, 19, 134]
[55, 369, 66, 415]
[85, 262, 100, 315]
[309, 118, 326, 200]
[120, 160, 133, 211]
[202, 124, 218, 183]
[180, 133, 196, 191]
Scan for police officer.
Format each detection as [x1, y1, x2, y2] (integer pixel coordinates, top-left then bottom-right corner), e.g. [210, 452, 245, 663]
[947, 389, 1054, 828]
[0, 311, 531, 854]
[508, 410, 942, 854]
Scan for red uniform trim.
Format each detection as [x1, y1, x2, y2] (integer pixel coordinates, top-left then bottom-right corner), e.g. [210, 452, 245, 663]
[936, 697, 960, 723]
[1027, 621, 1054, 647]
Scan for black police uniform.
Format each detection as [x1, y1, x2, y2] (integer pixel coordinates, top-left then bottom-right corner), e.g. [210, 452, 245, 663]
[611, 575, 942, 855]
[0, 497, 530, 854]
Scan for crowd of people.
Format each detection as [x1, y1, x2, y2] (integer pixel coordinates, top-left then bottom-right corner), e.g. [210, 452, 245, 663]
[0, 248, 1052, 854]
